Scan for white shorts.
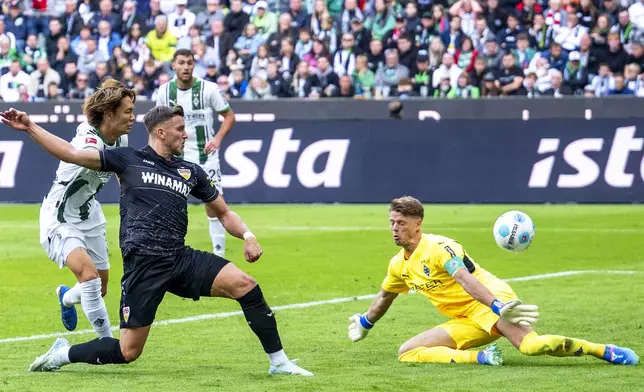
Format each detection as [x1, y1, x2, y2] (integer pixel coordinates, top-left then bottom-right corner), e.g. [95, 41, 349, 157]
[40, 223, 110, 270]
[200, 158, 223, 194]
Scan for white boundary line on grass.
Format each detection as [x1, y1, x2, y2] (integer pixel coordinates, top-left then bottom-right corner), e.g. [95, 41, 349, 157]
[0, 269, 639, 345]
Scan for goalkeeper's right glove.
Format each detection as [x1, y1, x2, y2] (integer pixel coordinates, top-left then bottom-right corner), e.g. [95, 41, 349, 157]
[491, 299, 539, 326]
[348, 313, 374, 342]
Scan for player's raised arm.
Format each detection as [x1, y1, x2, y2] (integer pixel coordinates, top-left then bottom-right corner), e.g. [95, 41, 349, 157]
[0, 109, 102, 170]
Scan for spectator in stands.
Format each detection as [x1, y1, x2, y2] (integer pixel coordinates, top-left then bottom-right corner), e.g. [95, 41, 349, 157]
[562, 50, 588, 95]
[608, 72, 635, 94]
[290, 60, 320, 97]
[47, 19, 65, 59]
[397, 35, 416, 71]
[591, 14, 610, 53]
[146, 14, 177, 62]
[520, 71, 542, 97]
[624, 63, 642, 92]
[143, 0, 165, 34]
[529, 13, 552, 51]
[51, 36, 77, 76]
[295, 27, 313, 59]
[480, 38, 503, 69]
[471, 15, 495, 52]
[90, 0, 121, 35]
[448, 72, 479, 98]
[0, 36, 17, 75]
[96, 20, 123, 61]
[536, 42, 568, 71]
[244, 76, 275, 99]
[602, 32, 629, 72]
[495, 52, 524, 95]
[250, 44, 270, 78]
[411, 50, 431, 96]
[29, 58, 61, 100]
[168, 0, 196, 39]
[206, 19, 234, 68]
[433, 74, 452, 97]
[469, 55, 487, 89]
[71, 25, 93, 57]
[428, 36, 446, 67]
[404, 2, 421, 35]
[589, 62, 615, 96]
[309, 0, 328, 35]
[630, 0, 644, 30]
[68, 72, 94, 99]
[251, 1, 277, 39]
[576, 0, 597, 29]
[77, 37, 106, 74]
[317, 13, 339, 53]
[0, 17, 16, 50]
[315, 55, 339, 96]
[352, 53, 375, 97]
[433, 5, 450, 34]
[365, 0, 393, 42]
[5, 1, 27, 52]
[415, 11, 439, 49]
[224, 0, 250, 39]
[544, 0, 567, 30]
[611, 9, 634, 49]
[455, 35, 477, 72]
[394, 77, 417, 98]
[197, 0, 225, 36]
[0, 59, 29, 101]
[59, 61, 77, 95]
[334, 32, 356, 76]
[267, 13, 296, 56]
[338, 0, 363, 34]
[543, 69, 571, 96]
[177, 24, 202, 49]
[266, 59, 290, 97]
[579, 33, 599, 76]
[554, 12, 587, 52]
[335, 74, 355, 97]
[228, 68, 248, 98]
[628, 41, 644, 69]
[278, 37, 299, 79]
[23, 34, 46, 74]
[47, 82, 64, 101]
[441, 15, 464, 54]
[383, 12, 409, 50]
[367, 38, 385, 72]
[350, 18, 371, 54]
[234, 23, 264, 65]
[120, 0, 143, 37]
[302, 38, 328, 69]
[289, 0, 310, 30]
[497, 14, 524, 50]
[203, 60, 219, 82]
[375, 48, 409, 95]
[517, 0, 543, 29]
[90, 61, 110, 88]
[483, 0, 508, 34]
[432, 52, 461, 89]
[513, 33, 536, 69]
[62, 0, 85, 38]
[481, 71, 501, 96]
[449, 0, 483, 38]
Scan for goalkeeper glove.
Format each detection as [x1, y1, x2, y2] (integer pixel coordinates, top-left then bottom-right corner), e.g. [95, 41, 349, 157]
[491, 299, 539, 327]
[348, 313, 374, 342]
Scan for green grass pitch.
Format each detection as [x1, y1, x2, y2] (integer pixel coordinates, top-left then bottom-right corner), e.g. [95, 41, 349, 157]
[0, 204, 643, 392]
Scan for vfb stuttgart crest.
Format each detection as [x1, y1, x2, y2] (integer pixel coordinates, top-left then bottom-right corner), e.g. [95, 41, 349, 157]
[122, 306, 130, 324]
[178, 168, 191, 180]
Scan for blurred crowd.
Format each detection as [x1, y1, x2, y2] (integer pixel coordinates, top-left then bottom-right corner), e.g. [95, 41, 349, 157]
[0, 0, 643, 101]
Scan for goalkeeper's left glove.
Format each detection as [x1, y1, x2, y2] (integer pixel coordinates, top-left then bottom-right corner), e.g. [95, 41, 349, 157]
[491, 299, 539, 326]
[348, 313, 374, 342]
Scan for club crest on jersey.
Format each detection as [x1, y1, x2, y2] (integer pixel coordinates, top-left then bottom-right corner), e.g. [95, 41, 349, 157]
[178, 168, 191, 180]
[85, 137, 97, 144]
[423, 264, 430, 277]
[122, 306, 130, 323]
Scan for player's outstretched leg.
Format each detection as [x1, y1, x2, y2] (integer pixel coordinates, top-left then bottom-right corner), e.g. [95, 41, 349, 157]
[519, 332, 639, 365]
[56, 284, 79, 331]
[396, 326, 503, 366]
[65, 249, 112, 338]
[210, 263, 313, 376]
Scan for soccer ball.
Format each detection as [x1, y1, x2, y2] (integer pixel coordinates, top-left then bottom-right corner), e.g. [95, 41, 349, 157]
[493, 211, 535, 252]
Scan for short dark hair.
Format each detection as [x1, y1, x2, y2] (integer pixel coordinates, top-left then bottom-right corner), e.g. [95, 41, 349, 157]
[143, 105, 184, 134]
[173, 48, 194, 62]
[389, 196, 424, 219]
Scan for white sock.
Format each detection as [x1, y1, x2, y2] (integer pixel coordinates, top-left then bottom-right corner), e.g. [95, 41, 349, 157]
[208, 217, 226, 257]
[62, 282, 82, 307]
[268, 349, 289, 366]
[80, 278, 113, 338]
[54, 346, 71, 366]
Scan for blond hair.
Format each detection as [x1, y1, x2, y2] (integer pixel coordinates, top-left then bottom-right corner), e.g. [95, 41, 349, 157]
[389, 196, 424, 219]
[82, 79, 136, 127]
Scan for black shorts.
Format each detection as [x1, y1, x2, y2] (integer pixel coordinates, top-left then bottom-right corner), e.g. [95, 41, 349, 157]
[119, 246, 229, 329]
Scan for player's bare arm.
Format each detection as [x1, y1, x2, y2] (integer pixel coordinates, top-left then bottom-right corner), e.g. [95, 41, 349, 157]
[205, 194, 262, 262]
[365, 289, 398, 323]
[452, 269, 497, 307]
[204, 108, 236, 154]
[0, 109, 102, 170]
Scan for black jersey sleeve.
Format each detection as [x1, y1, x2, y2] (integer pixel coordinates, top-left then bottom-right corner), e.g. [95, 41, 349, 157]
[100, 147, 133, 174]
[191, 165, 220, 202]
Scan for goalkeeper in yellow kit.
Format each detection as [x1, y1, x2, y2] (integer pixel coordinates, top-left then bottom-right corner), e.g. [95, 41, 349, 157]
[348, 196, 639, 366]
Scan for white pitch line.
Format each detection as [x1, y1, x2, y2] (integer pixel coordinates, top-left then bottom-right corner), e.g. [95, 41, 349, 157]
[1, 222, 644, 233]
[0, 270, 639, 345]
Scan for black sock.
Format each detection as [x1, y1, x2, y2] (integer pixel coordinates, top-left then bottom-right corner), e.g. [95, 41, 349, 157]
[237, 285, 283, 354]
[68, 337, 128, 365]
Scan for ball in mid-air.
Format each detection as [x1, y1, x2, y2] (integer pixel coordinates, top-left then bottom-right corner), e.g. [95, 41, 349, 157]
[493, 211, 535, 252]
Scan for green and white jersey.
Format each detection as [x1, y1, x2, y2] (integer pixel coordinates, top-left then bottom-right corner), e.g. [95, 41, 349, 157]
[155, 76, 230, 165]
[40, 122, 127, 232]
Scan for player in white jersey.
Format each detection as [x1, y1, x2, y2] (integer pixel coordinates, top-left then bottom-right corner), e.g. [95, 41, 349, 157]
[155, 49, 236, 257]
[40, 80, 136, 338]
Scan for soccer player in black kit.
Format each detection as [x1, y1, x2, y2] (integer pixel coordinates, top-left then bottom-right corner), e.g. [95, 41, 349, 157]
[0, 106, 314, 376]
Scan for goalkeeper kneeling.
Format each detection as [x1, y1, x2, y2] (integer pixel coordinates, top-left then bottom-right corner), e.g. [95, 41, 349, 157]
[348, 196, 638, 366]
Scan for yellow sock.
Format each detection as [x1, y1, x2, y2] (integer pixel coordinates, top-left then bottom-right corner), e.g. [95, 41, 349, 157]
[398, 346, 480, 364]
[519, 331, 605, 359]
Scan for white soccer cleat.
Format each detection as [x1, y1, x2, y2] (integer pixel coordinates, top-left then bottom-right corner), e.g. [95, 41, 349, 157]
[268, 359, 314, 376]
[28, 337, 70, 372]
